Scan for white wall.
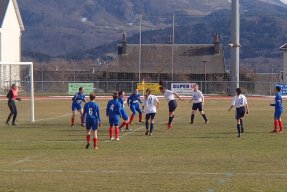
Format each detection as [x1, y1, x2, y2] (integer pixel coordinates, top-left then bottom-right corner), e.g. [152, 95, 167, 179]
[1, 0, 21, 62]
[284, 51, 287, 83]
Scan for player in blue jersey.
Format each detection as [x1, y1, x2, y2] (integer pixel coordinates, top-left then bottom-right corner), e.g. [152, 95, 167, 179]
[270, 86, 284, 133]
[71, 87, 85, 127]
[127, 88, 143, 124]
[106, 92, 122, 141]
[118, 91, 131, 131]
[83, 93, 101, 149]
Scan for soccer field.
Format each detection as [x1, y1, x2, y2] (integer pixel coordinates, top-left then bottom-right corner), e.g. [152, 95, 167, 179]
[0, 97, 287, 192]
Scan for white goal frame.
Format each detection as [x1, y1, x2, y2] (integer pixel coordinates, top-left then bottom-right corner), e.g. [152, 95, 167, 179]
[0, 62, 35, 122]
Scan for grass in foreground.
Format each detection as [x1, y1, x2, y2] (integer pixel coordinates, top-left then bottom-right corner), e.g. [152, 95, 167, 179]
[0, 97, 287, 192]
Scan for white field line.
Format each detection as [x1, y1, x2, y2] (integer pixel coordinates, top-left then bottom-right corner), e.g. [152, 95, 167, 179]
[1, 169, 287, 177]
[35, 113, 71, 122]
[104, 116, 183, 143]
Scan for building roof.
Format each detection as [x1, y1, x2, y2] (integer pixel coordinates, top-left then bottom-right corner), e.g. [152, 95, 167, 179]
[0, 0, 24, 31]
[280, 43, 287, 50]
[117, 44, 226, 74]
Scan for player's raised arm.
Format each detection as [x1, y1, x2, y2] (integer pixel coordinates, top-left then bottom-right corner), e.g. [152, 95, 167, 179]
[173, 92, 183, 101]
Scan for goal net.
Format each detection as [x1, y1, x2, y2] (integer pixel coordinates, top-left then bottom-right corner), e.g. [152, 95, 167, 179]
[0, 62, 35, 123]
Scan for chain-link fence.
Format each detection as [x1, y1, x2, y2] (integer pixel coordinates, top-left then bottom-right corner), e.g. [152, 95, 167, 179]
[33, 80, 279, 96]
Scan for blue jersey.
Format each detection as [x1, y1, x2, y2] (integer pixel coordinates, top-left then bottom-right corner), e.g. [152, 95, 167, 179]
[83, 101, 101, 122]
[272, 92, 283, 112]
[106, 99, 122, 117]
[127, 93, 142, 106]
[72, 92, 85, 105]
[118, 97, 126, 112]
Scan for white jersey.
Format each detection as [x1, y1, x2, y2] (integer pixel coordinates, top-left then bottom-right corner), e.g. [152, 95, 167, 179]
[231, 94, 248, 108]
[164, 89, 175, 102]
[144, 94, 159, 114]
[191, 90, 204, 103]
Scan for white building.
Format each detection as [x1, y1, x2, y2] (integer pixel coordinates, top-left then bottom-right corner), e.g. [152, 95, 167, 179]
[280, 43, 287, 83]
[0, 0, 24, 85]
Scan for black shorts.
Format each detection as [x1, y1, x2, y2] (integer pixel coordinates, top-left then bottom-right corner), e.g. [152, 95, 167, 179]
[168, 100, 177, 112]
[235, 107, 245, 119]
[145, 113, 156, 121]
[192, 102, 203, 111]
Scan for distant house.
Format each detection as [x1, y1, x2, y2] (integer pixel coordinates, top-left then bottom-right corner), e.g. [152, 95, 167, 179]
[117, 34, 226, 75]
[0, 0, 24, 85]
[280, 43, 287, 83]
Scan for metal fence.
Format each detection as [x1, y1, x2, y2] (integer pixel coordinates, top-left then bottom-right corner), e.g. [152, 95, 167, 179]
[33, 80, 279, 96]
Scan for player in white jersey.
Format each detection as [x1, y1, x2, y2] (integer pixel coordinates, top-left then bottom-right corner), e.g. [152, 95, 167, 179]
[228, 88, 249, 137]
[159, 86, 183, 129]
[142, 89, 160, 136]
[189, 84, 208, 124]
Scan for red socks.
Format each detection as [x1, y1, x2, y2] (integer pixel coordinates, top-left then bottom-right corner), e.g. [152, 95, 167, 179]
[115, 127, 119, 139]
[279, 120, 283, 132]
[130, 115, 135, 124]
[119, 121, 126, 129]
[109, 127, 114, 139]
[139, 114, 142, 122]
[86, 135, 90, 143]
[274, 120, 278, 131]
[93, 138, 98, 148]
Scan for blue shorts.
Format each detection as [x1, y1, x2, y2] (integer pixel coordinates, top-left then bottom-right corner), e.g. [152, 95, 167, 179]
[274, 111, 283, 119]
[130, 104, 142, 115]
[192, 102, 203, 111]
[235, 107, 245, 119]
[72, 103, 82, 111]
[168, 100, 177, 112]
[86, 119, 98, 131]
[121, 110, 129, 121]
[109, 115, 120, 126]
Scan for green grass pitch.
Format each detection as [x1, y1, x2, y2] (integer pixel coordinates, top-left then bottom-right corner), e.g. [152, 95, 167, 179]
[0, 97, 287, 192]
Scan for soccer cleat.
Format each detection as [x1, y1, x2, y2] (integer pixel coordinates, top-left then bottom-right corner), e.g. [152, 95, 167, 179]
[145, 130, 149, 136]
[125, 128, 132, 131]
[270, 130, 277, 133]
[190, 122, 193, 124]
[278, 130, 284, 134]
[85, 143, 90, 149]
[110, 137, 115, 141]
[148, 133, 153, 136]
[5, 122, 10, 126]
[12, 123, 16, 126]
[237, 133, 241, 138]
[119, 127, 123, 131]
[94, 147, 99, 150]
[116, 138, 120, 141]
[81, 123, 85, 127]
[167, 124, 173, 129]
[139, 120, 145, 123]
[205, 121, 209, 124]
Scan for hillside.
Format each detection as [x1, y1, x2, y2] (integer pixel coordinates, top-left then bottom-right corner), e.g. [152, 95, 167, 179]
[61, 0, 287, 62]
[18, 0, 287, 60]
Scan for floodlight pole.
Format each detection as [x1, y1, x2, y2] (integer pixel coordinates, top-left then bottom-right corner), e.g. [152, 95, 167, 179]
[171, 14, 175, 82]
[230, 0, 240, 94]
[139, 14, 142, 82]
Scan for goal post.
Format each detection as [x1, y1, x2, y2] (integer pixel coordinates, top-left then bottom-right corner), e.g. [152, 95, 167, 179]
[0, 62, 35, 123]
